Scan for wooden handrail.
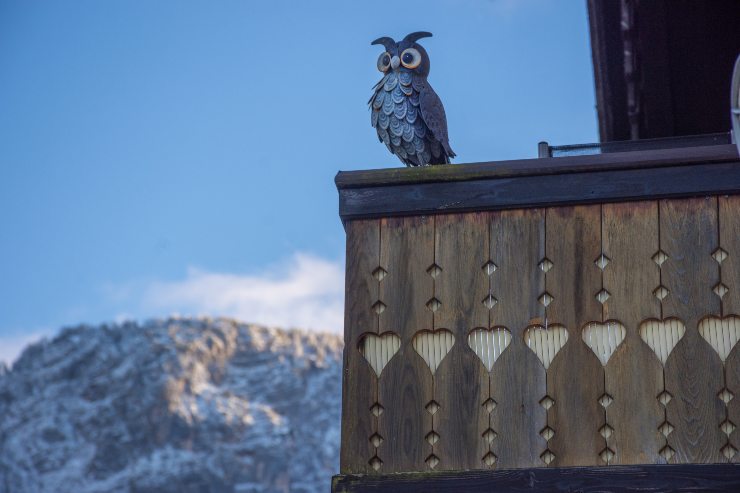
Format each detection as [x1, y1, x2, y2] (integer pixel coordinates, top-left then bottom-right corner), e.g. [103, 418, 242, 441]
[337, 145, 740, 221]
[336, 144, 738, 189]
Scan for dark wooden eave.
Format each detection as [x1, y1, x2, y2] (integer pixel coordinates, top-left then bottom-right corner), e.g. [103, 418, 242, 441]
[336, 144, 740, 222]
[587, 0, 740, 141]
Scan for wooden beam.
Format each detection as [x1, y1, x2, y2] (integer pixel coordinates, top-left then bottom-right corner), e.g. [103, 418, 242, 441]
[336, 145, 737, 189]
[338, 158, 740, 221]
[332, 464, 740, 493]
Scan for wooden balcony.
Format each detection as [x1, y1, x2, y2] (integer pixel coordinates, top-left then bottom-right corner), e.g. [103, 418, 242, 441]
[334, 143, 740, 491]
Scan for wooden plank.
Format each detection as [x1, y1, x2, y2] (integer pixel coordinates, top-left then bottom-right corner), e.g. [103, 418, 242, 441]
[338, 161, 740, 221]
[340, 219, 380, 474]
[727, 337, 740, 463]
[332, 463, 740, 493]
[721, 195, 740, 460]
[720, 196, 740, 316]
[377, 216, 435, 473]
[660, 198, 725, 463]
[602, 201, 664, 464]
[545, 205, 605, 466]
[335, 144, 738, 189]
[488, 208, 547, 469]
[433, 212, 490, 470]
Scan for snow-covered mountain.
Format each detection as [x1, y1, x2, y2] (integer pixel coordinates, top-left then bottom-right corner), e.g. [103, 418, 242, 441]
[0, 318, 343, 493]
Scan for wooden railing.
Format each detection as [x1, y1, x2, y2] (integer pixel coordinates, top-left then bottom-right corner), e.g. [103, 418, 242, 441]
[335, 144, 740, 491]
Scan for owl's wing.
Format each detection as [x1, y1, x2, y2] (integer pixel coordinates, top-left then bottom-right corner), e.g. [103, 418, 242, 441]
[418, 80, 456, 158]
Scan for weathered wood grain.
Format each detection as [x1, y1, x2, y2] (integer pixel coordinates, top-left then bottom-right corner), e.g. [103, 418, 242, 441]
[661, 198, 725, 463]
[721, 195, 740, 460]
[545, 205, 606, 466]
[602, 201, 665, 464]
[340, 220, 380, 474]
[338, 161, 740, 221]
[488, 209, 547, 468]
[332, 463, 740, 493]
[720, 196, 740, 316]
[727, 342, 740, 463]
[377, 216, 435, 473]
[433, 213, 491, 470]
[341, 194, 740, 474]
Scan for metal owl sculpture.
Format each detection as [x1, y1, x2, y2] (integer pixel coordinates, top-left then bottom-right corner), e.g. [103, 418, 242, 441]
[369, 32, 455, 166]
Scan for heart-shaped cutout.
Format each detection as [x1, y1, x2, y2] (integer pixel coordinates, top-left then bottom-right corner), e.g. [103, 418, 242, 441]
[699, 316, 740, 362]
[358, 332, 401, 376]
[582, 321, 626, 366]
[525, 324, 568, 370]
[413, 330, 455, 375]
[468, 327, 511, 372]
[639, 318, 685, 366]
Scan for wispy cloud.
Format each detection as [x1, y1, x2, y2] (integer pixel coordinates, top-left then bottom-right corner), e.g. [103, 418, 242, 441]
[111, 252, 345, 334]
[1, 253, 344, 367]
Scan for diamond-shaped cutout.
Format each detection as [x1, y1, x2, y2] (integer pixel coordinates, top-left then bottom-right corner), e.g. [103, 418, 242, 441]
[369, 455, 382, 471]
[482, 294, 498, 309]
[653, 250, 669, 266]
[427, 264, 442, 279]
[723, 444, 738, 460]
[370, 403, 384, 417]
[595, 254, 610, 270]
[660, 445, 675, 461]
[657, 391, 672, 407]
[372, 301, 386, 314]
[538, 292, 553, 307]
[539, 258, 553, 273]
[599, 424, 614, 439]
[540, 426, 555, 441]
[600, 447, 615, 463]
[540, 395, 555, 410]
[372, 267, 388, 281]
[719, 388, 734, 405]
[482, 261, 498, 275]
[540, 449, 555, 465]
[426, 298, 441, 312]
[482, 428, 497, 443]
[369, 433, 384, 447]
[713, 248, 728, 264]
[426, 400, 440, 415]
[482, 452, 497, 467]
[426, 454, 440, 469]
[425, 431, 440, 445]
[714, 283, 729, 298]
[596, 289, 610, 304]
[721, 420, 736, 436]
[659, 422, 674, 437]
[482, 398, 497, 414]
[653, 286, 670, 301]
[599, 393, 613, 408]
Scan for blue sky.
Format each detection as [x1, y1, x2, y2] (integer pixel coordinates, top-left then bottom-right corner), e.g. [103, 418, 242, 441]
[0, 0, 597, 364]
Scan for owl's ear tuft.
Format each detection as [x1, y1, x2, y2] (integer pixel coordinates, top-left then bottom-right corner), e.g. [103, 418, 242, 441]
[371, 37, 396, 51]
[403, 32, 433, 43]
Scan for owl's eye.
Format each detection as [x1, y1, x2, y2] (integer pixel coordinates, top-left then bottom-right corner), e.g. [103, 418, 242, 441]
[400, 48, 422, 69]
[377, 52, 391, 72]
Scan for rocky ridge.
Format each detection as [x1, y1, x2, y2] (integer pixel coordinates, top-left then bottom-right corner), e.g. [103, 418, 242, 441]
[0, 318, 342, 493]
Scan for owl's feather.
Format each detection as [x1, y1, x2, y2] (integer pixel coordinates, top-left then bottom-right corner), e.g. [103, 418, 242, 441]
[399, 71, 413, 86]
[370, 69, 452, 166]
[416, 78, 456, 159]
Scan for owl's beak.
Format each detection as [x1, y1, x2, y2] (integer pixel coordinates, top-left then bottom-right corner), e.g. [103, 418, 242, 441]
[390, 56, 400, 70]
